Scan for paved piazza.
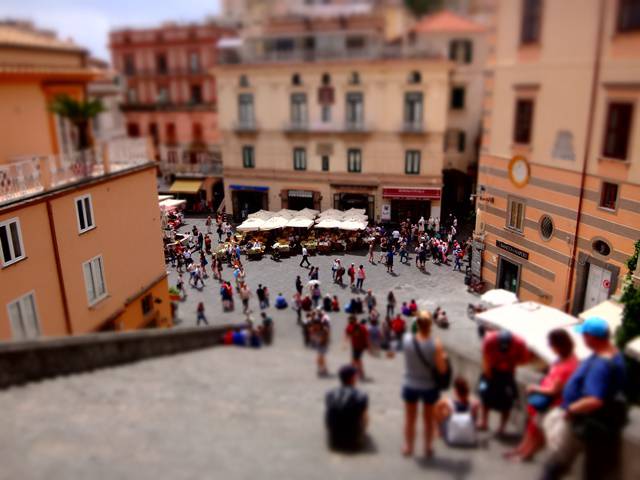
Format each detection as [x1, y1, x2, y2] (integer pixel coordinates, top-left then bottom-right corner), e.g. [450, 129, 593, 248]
[0, 218, 557, 479]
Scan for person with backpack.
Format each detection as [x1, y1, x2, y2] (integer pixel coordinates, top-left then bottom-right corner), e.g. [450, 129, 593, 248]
[325, 365, 369, 452]
[435, 377, 479, 447]
[541, 317, 627, 480]
[344, 315, 369, 380]
[401, 311, 449, 458]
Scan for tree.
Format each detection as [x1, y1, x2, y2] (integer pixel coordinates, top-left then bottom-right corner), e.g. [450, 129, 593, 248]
[616, 240, 640, 402]
[49, 95, 104, 150]
[404, 0, 444, 17]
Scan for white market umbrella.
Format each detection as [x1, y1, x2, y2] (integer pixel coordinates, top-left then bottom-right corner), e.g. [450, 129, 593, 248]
[476, 301, 587, 364]
[480, 289, 519, 307]
[287, 217, 314, 228]
[297, 208, 319, 218]
[276, 209, 297, 219]
[237, 218, 264, 232]
[260, 216, 289, 231]
[345, 208, 365, 215]
[315, 218, 342, 229]
[308, 280, 321, 286]
[319, 209, 343, 218]
[248, 210, 274, 220]
[340, 220, 366, 231]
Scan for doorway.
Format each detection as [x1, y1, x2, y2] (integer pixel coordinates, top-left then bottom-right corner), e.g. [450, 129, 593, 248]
[583, 263, 612, 310]
[334, 193, 374, 219]
[232, 190, 268, 222]
[390, 199, 431, 223]
[497, 256, 520, 294]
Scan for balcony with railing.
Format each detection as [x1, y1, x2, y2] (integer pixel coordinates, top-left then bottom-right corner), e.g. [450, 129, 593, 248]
[158, 145, 223, 176]
[0, 138, 153, 207]
[400, 121, 425, 134]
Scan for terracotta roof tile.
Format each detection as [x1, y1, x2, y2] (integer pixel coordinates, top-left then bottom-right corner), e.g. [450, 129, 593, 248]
[0, 23, 85, 52]
[411, 10, 485, 34]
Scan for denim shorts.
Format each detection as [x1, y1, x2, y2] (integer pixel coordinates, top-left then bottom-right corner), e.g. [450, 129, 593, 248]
[402, 386, 440, 405]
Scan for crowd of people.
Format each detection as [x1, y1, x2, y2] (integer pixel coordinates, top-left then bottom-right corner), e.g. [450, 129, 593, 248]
[163, 213, 630, 479]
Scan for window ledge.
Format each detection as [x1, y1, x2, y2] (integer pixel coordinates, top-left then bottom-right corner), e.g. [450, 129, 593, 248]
[597, 206, 617, 214]
[88, 293, 110, 309]
[0, 255, 27, 269]
[79, 225, 97, 235]
[504, 226, 525, 237]
[511, 143, 533, 152]
[599, 156, 630, 166]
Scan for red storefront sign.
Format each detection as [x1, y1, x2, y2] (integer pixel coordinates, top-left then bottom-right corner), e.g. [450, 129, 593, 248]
[382, 187, 441, 200]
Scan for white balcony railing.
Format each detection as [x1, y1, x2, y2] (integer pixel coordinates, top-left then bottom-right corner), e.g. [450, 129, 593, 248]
[1, 138, 153, 206]
[158, 145, 223, 176]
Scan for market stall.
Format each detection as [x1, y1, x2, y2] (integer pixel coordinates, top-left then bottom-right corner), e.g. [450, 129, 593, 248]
[476, 301, 590, 364]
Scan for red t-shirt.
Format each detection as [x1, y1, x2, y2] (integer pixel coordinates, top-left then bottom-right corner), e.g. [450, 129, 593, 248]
[540, 356, 579, 404]
[483, 331, 529, 373]
[346, 323, 369, 351]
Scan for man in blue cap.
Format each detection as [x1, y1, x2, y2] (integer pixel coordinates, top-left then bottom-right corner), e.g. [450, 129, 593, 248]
[541, 316, 627, 480]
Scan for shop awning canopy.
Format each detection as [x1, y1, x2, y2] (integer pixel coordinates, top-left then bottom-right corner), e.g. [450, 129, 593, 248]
[476, 301, 589, 363]
[626, 337, 640, 362]
[237, 218, 265, 232]
[260, 216, 289, 231]
[480, 289, 519, 308]
[382, 187, 441, 200]
[578, 299, 623, 333]
[287, 217, 314, 228]
[247, 210, 274, 220]
[159, 199, 186, 212]
[315, 218, 343, 229]
[169, 179, 203, 194]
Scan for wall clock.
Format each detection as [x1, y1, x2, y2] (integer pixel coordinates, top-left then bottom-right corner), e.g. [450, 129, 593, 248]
[508, 155, 530, 188]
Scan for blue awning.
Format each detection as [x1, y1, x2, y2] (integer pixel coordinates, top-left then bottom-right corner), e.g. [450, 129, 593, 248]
[229, 184, 269, 192]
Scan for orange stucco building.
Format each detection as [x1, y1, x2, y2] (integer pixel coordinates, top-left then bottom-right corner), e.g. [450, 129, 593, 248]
[0, 21, 171, 341]
[475, 0, 640, 315]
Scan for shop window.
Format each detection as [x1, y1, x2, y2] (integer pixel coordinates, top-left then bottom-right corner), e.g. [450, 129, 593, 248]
[599, 182, 619, 210]
[602, 102, 633, 160]
[7, 292, 39, 340]
[513, 98, 535, 144]
[539, 214, 554, 240]
[347, 149, 362, 173]
[243, 146, 255, 168]
[451, 86, 466, 110]
[449, 39, 473, 63]
[405, 150, 421, 175]
[83, 255, 107, 306]
[75, 194, 95, 233]
[617, 0, 640, 32]
[293, 148, 307, 170]
[0, 218, 25, 267]
[520, 0, 543, 44]
[322, 155, 330, 171]
[507, 197, 526, 232]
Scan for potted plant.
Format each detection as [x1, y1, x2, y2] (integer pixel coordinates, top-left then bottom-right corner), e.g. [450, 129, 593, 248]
[168, 286, 181, 302]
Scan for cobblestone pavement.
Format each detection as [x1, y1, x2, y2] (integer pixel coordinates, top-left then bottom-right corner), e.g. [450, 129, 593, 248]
[0, 218, 557, 480]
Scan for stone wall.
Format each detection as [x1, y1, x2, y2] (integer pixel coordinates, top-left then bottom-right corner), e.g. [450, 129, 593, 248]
[0, 325, 242, 389]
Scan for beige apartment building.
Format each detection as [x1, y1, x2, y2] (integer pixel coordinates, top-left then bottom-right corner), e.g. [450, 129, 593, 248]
[475, 0, 640, 314]
[215, 9, 487, 222]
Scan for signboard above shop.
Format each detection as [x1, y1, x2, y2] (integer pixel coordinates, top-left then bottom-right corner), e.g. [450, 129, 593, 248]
[382, 187, 441, 200]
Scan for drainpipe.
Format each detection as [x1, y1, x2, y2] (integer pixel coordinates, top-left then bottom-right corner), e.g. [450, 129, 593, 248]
[46, 201, 73, 335]
[564, 0, 606, 313]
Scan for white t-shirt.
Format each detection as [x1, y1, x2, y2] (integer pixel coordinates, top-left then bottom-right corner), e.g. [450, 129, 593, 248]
[302, 247, 308, 256]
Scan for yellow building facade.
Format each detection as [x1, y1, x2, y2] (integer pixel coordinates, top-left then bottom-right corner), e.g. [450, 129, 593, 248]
[476, 0, 640, 314]
[0, 21, 171, 341]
